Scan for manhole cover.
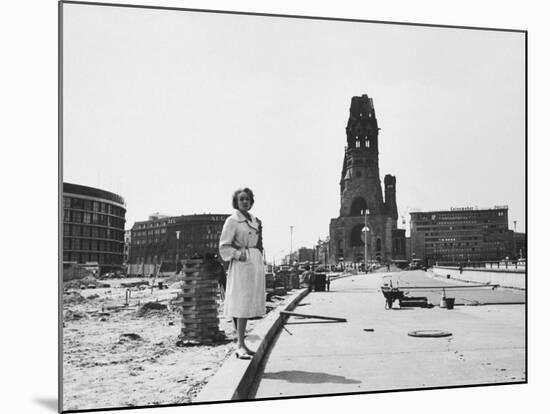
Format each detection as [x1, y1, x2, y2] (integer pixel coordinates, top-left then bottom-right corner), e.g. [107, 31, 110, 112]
[408, 330, 452, 338]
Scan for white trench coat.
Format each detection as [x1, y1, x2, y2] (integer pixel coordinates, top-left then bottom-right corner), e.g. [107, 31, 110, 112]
[219, 210, 266, 318]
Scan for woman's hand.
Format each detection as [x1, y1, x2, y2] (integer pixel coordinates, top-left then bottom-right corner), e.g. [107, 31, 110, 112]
[238, 249, 248, 261]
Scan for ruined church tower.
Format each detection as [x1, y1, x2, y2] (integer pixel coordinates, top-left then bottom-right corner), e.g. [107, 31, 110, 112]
[330, 94, 405, 264]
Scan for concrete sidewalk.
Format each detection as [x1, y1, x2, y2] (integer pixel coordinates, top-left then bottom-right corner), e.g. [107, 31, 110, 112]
[252, 271, 525, 399]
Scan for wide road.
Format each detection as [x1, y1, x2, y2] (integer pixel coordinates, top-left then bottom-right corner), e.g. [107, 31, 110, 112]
[251, 270, 525, 399]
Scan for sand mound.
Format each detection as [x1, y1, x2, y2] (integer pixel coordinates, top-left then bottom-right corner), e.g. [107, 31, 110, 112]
[64, 309, 88, 321]
[118, 333, 143, 343]
[137, 301, 168, 317]
[64, 291, 86, 305]
[65, 275, 110, 290]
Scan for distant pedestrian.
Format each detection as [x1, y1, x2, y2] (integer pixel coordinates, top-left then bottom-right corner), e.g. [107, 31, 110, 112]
[299, 265, 313, 290]
[219, 187, 265, 360]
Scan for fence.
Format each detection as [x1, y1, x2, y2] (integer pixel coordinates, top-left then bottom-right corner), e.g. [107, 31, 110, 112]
[433, 265, 525, 290]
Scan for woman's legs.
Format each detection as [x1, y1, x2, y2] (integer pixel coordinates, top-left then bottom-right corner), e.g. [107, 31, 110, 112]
[236, 317, 248, 350]
[236, 317, 256, 355]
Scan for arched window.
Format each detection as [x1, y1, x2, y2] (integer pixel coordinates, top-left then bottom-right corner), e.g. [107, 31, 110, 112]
[350, 224, 366, 247]
[349, 197, 368, 216]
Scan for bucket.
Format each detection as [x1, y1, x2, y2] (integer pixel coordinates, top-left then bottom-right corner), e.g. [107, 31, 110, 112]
[444, 297, 455, 310]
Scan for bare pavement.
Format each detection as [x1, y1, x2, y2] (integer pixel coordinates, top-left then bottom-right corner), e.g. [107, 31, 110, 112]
[251, 270, 526, 399]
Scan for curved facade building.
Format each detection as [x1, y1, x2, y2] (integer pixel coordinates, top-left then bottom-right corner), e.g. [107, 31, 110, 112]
[63, 182, 126, 271]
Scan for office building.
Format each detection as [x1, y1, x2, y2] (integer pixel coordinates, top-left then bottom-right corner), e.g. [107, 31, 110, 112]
[63, 182, 126, 273]
[410, 206, 517, 265]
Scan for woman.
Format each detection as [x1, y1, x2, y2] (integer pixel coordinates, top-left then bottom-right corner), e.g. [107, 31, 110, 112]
[219, 187, 265, 359]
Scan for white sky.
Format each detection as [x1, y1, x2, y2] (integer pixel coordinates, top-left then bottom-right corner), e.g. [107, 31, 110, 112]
[62, 3, 525, 263]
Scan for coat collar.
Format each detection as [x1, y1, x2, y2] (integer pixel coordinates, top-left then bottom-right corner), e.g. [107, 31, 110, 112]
[233, 210, 259, 230]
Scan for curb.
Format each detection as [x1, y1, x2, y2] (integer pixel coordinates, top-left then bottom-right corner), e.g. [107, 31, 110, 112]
[194, 287, 310, 403]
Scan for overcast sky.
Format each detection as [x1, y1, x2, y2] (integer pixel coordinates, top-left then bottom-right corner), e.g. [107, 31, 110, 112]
[62, 3, 525, 263]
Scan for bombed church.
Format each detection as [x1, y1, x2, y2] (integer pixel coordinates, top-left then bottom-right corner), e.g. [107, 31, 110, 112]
[329, 94, 406, 265]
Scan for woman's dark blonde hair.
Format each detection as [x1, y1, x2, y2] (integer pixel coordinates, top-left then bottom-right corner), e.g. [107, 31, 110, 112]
[232, 187, 255, 209]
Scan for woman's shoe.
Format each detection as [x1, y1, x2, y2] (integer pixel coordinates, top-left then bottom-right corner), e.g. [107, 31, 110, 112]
[235, 350, 252, 360]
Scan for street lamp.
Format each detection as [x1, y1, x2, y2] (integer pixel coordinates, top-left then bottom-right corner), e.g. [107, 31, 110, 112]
[363, 209, 370, 273]
[289, 225, 294, 265]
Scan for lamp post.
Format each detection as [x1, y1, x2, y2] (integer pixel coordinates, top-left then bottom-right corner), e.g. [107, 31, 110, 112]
[363, 209, 370, 273]
[289, 225, 294, 265]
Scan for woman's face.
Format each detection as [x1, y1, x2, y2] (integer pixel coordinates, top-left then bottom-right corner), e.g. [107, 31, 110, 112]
[237, 191, 251, 212]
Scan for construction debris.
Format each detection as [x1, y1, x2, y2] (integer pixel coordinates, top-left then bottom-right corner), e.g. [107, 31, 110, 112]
[137, 301, 168, 317]
[64, 291, 86, 305]
[119, 333, 143, 342]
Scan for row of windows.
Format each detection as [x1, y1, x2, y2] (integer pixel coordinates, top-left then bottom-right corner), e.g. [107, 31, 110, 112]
[64, 209, 125, 229]
[417, 224, 507, 232]
[134, 218, 179, 229]
[133, 216, 227, 231]
[427, 241, 476, 247]
[133, 228, 168, 238]
[132, 231, 222, 245]
[63, 252, 122, 264]
[132, 244, 219, 264]
[131, 241, 218, 252]
[133, 221, 170, 230]
[134, 239, 162, 245]
[63, 224, 124, 241]
[425, 236, 479, 242]
[413, 211, 506, 221]
[132, 225, 222, 239]
[64, 197, 125, 217]
[426, 240, 507, 248]
[427, 244, 507, 252]
[416, 221, 506, 227]
[428, 247, 477, 253]
[63, 237, 124, 253]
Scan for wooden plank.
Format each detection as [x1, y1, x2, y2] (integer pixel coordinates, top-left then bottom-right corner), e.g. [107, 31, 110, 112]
[280, 311, 347, 322]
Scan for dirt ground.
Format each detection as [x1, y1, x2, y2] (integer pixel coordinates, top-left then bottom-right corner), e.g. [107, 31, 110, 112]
[62, 277, 284, 411]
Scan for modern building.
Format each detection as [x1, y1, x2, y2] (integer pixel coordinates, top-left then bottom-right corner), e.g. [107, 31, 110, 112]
[63, 182, 126, 273]
[329, 94, 406, 265]
[128, 213, 229, 270]
[409, 206, 520, 265]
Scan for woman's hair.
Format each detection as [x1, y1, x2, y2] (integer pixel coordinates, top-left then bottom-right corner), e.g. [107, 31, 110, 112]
[232, 187, 255, 209]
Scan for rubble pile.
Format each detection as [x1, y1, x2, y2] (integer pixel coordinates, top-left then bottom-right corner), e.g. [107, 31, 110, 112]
[137, 301, 168, 317]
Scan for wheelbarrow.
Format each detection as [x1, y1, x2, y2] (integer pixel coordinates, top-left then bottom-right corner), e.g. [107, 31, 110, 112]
[381, 286, 430, 309]
[380, 286, 404, 309]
